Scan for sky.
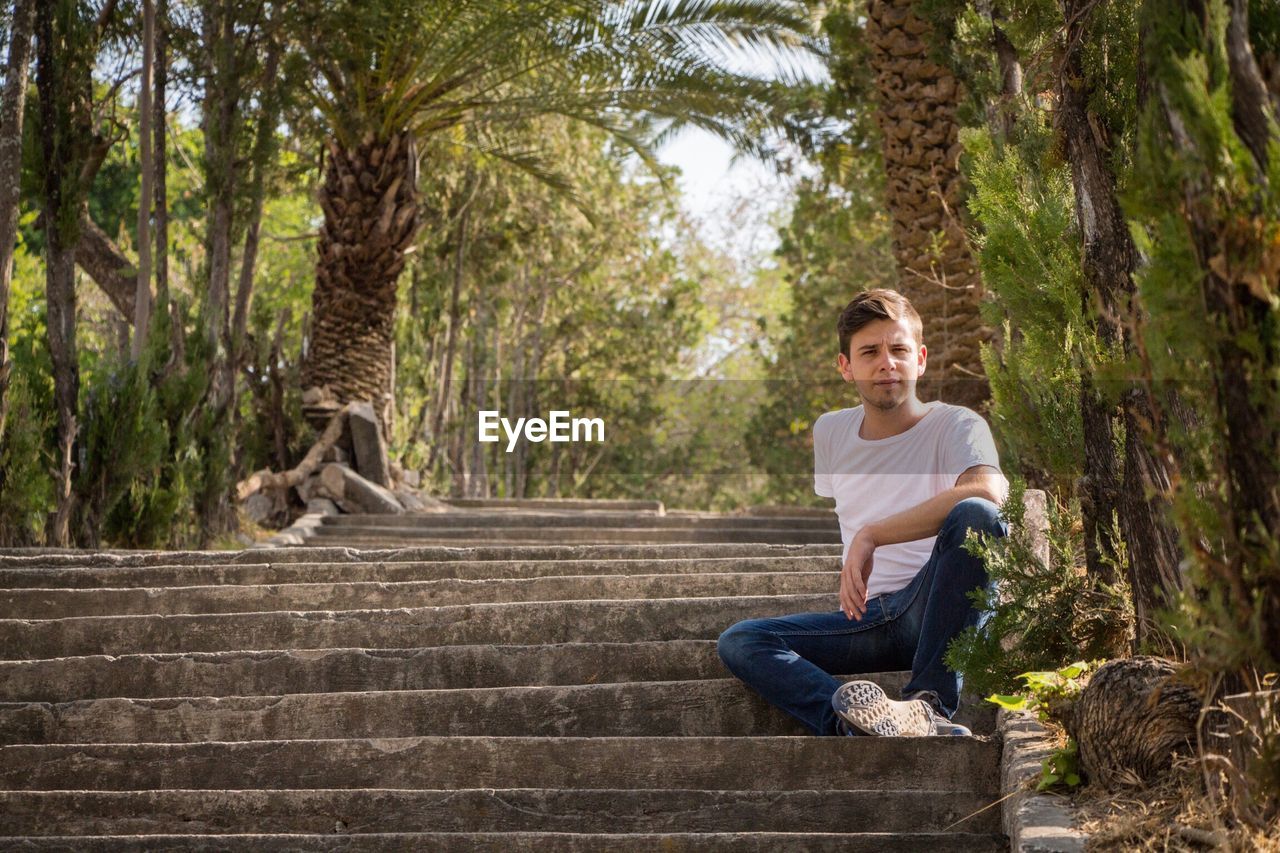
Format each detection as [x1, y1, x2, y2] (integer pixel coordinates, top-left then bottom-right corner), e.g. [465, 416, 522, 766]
[655, 127, 801, 262]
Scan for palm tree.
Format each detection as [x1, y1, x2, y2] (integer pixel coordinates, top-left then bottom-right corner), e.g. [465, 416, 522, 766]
[864, 0, 992, 410]
[290, 0, 816, 427]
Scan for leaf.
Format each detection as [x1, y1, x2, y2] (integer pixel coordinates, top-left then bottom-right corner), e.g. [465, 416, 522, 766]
[1057, 661, 1087, 679]
[1065, 773, 1081, 786]
[985, 693, 1029, 711]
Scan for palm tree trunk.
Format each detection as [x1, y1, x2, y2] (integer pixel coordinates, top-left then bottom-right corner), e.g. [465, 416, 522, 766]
[0, 0, 35, 448]
[865, 0, 993, 410]
[302, 132, 419, 428]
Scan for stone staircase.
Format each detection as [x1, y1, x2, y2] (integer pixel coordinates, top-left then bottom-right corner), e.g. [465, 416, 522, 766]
[0, 502, 1008, 850]
[307, 498, 843, 547]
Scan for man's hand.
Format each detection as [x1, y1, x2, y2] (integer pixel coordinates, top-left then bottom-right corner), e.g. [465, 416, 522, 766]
[840, 527, 877, 620]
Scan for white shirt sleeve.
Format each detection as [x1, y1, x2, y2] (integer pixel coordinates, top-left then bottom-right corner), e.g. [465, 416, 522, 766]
[942, 410, 1006, 487]
[813, 414, 834, 498]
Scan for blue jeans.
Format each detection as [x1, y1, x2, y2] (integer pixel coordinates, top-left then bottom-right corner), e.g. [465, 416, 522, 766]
[717, 497, 1008, 736]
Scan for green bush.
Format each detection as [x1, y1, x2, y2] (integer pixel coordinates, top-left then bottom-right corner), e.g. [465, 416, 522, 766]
[0, 373, 54, 546]
[945, 476, 1133, 698]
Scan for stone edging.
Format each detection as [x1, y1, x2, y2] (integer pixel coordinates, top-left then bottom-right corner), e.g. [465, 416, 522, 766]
[999, 708, 1088, 852]
[251, 499, 340, 549]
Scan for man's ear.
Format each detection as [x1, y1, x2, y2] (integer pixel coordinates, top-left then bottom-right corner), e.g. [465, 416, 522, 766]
[917, 343, 926, 374]
[836, 352, 854, 381]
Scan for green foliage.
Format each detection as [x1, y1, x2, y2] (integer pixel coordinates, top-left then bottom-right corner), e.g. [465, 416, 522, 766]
[0, 372, 54, 546]
[74, 294, 214, 549]
[944, 476, 1133, 699]
[1123, 0, 1280, 738]
[987, 661, 1098, 792]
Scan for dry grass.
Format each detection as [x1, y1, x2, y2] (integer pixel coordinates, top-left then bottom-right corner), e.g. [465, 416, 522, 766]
[1075, 755, 1280, 851]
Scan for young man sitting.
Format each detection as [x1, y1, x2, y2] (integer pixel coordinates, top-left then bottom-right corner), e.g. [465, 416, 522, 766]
[718, 288, 1009, 737]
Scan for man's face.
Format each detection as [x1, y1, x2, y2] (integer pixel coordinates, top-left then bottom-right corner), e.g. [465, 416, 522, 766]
[836, 317, 926, 411]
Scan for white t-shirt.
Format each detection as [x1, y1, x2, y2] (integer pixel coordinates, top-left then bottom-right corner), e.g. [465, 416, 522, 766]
[813, 400, 1007, 598]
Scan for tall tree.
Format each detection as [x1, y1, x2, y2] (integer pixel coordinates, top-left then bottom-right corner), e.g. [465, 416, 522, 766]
[864, 0, 993, 410]
[1133, 0, 1280, 678]
[1055, 0, 1184, 643]
[291, 0, 815, 431]
[0, 0, 35, 448]
[132, 0, 155, 358]
[35, 0, 95, 545]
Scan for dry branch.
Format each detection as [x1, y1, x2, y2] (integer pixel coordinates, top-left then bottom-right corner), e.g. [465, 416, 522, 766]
[235, 403, 352, 502]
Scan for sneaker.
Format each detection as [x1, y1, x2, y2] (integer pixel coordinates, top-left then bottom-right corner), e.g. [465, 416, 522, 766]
[903, 689, 973, 737]
[831, 680, 972, 737]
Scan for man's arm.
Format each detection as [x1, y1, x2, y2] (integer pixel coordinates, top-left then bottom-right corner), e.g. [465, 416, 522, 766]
[839, 464, 1008, 619]
[862, 464, 1007, 547]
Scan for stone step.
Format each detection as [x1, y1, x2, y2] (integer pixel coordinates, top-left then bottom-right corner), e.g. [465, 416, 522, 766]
[445, 497, 666, 512]
[0, 572, 837, 618]
[0, 593, 837, 658]
[0, 736, 1000, 792]
[307, 525, 839, 545]
[0, 832, 1008, 851]
[0, 642, 727, 701]
[0, 542, 841, 571]
[0, 787, 1002, 835]
[0, 554, 839, 590]
[323, 512, 838, 531]
[0, 677, 998, 744]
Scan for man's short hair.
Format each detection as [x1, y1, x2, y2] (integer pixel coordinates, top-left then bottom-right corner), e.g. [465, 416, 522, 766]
[837, 289, 924, 357]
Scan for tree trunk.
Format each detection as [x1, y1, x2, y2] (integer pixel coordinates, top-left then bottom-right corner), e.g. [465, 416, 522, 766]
[132, 0, 155, 360]
[1057, 0, 1184, 645]
[200, 0, 241, 401]
[0, 0, 35, 448]
[426, 171, 471, 471]
[229, 40, 280, 377]
[36, 0, 88, 547]
[864, 0, 993, 410]
[301, 132, 419, 428]
[1150, 0, 1280, 671]
[153, 0, 168, 305]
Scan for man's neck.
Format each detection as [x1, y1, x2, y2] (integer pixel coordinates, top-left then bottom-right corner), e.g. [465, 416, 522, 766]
[858, 398, 933, 440]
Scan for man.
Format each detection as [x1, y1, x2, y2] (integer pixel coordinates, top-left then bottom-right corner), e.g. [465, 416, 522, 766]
[718, 288, 1009, 737]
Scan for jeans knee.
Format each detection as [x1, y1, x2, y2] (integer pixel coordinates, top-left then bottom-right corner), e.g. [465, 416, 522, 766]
[943, 497, 1007, 542]
[717, 621, 757, 672]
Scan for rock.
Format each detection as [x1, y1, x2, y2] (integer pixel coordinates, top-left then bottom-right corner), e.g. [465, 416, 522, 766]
[400, 469, 421, 488]
[243, 493, 278, 526]
[348, 402, 391, 487]
[295, 473, 323, 504]
[305, 498, 340, 516]
[320, 463, 403, 515]
[321, 446, 349, 465]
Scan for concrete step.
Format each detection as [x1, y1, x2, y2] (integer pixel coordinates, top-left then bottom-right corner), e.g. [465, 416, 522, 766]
[0, 555, 840, 591]
[0, 677, 997, 744]
[0, 572, 837, 618]
[0, 736, 1000, 792]
[0, 593, 837, 658]
[444, 497, 666, 511]
[0, 642, 728, 701]
[0, 787, 1002, 835]
[0, 543, 841, 567]
[0, 831, 1008, 851]
[304, 525, 834, 545]
[323, 512, 838, 531]
[307, 525, 839, 545]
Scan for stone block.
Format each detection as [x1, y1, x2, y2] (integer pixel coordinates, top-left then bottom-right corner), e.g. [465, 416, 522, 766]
[347, 402, 390, 487]
[319, 463, 402, 515]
